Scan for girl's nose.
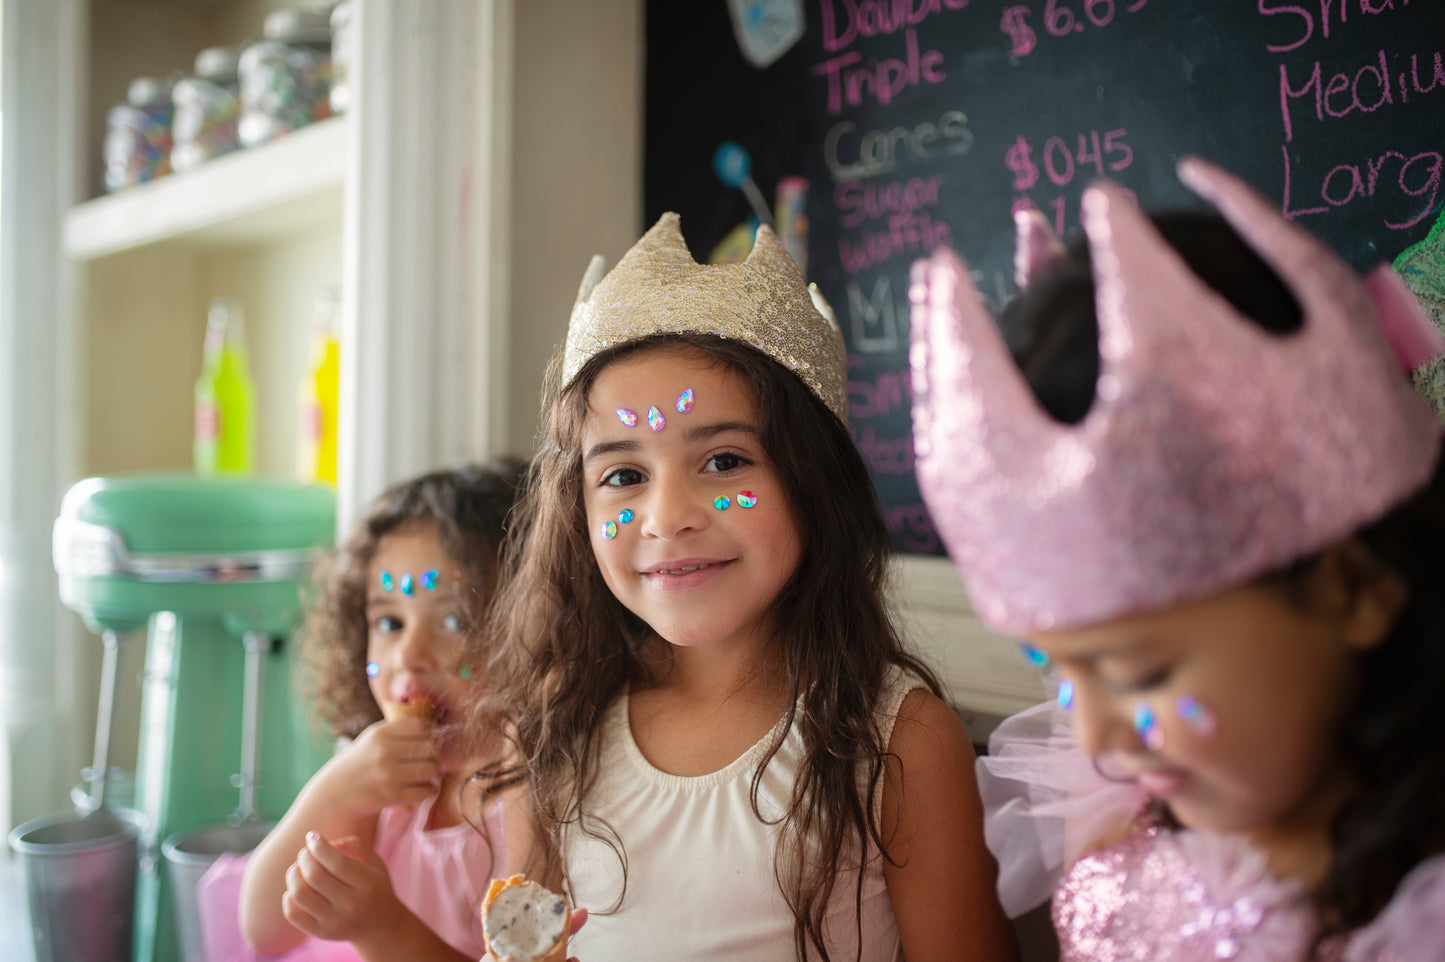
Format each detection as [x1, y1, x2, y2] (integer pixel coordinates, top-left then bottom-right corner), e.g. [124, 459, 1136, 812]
[638, 470, 708, 541]
[1069, 685, 1141, 761]
[396, 622, 440, 673]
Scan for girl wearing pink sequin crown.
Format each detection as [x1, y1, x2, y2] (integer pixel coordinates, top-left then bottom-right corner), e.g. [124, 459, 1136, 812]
[469, 214, 1018, 962]
[910, 157, 1445, 960]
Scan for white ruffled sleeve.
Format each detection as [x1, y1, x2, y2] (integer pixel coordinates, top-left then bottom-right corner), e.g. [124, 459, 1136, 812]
[975, 699, 1147, 917]
[1345, 853, 1445, 962]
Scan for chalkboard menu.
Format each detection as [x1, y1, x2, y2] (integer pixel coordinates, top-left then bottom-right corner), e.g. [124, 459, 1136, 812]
[645, 1, 1444, 555]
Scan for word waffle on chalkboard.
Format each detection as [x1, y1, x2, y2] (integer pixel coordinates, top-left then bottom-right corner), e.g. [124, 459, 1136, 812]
[645, 1, 1442, 556]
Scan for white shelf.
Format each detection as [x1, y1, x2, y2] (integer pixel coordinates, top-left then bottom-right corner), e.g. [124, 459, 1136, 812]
[64, 116, 349, 261]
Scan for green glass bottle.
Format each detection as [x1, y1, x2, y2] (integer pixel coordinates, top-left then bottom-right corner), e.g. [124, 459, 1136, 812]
[194, 298, 256, 475]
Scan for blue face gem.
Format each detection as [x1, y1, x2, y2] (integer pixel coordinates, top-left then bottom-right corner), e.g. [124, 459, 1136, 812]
[1058, 678, 1075, 710]
[713, 496, 730, 510]
[618, 508, 634, 524]
[366, 661, 380, 678]
[380, 571, 395, 593]
[400, 573, 414, 596]
[1019, 644, 1049, 668]
[420, 569, 438, 591]
[1134, 702, 1163, 750]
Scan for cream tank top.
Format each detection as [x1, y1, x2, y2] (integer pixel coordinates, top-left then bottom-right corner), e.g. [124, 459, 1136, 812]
[562, 666, 922, 961]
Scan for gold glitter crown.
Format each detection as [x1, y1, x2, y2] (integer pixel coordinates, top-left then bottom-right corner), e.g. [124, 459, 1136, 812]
[563, 213, 849, 422]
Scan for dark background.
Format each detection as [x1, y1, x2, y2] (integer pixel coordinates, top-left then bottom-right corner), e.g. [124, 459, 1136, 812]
[646, 1, 1445, 555]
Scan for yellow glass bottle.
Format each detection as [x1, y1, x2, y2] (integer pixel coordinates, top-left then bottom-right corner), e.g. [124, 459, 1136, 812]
[194, 298, 256, 475]
[297, 288, 340, 485]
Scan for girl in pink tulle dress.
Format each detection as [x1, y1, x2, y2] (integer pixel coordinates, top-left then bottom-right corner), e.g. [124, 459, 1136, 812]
[197, 464, 526, 961]
[909, 158, 1445, 961]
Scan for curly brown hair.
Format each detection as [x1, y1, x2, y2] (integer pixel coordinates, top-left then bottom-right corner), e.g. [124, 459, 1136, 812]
[302, 462, 528, 739]
[472, 333, 944, 962]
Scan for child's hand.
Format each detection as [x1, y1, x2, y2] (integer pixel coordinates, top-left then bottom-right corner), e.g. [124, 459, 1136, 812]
[324, 716, 441, 815]
[281, 832, 401, 944]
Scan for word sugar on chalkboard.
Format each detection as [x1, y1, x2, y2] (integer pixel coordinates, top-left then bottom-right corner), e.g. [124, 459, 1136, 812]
[794, 0, 1442, 555]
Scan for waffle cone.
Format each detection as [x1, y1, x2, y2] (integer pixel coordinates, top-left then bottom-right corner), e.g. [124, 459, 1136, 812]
[482, 875, 570, 962]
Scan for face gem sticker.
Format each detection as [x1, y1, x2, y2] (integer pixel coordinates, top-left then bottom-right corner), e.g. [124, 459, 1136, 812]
[1058, 678, 1075, 710]
[616, 408, 638, 427]
[675, 388, 694, 413]
[420, 569, 439, 591]
[400, 573, 414, 596]
[714, 496, 731, 510]
[647, 406, 665, 432]
[736, 490, 757, 508]
[1019, 643, 1049, 668]
[366, 661, 380, 678]
[601, 520, 618, 540]
[618, 508, 634, 523]
[380, 571, 396, 593]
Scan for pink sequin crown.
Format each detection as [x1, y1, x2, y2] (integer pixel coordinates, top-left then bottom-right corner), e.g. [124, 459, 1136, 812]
[910, 158, 1442, 634]
[564, 213, 849, 422]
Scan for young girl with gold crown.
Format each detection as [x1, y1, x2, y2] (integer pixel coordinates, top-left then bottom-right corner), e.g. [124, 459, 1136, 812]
[473, 215, 1018, 962]
[910, 157, 1445, 959]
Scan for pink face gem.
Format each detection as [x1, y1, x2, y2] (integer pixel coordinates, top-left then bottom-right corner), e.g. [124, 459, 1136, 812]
[616, 408, 638, 427]
[1174, 695, 1218, 737]
[736, 490, 757, 508]
[647, 406, 665, 431]
[675, 388, 694, 413]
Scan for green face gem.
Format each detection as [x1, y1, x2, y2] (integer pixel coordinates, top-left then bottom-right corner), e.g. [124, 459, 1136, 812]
[602, 520, 618, 540]
[380, 571, 395, 593]
[457, 663, 473, 680]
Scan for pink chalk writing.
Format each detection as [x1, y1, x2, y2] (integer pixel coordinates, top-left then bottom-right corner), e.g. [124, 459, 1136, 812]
[819, 0, 971, 53]
[1012, 188, 1138, 237]
[849, 365, 913, 419]
[880, 501, 941, 554]
[1278, 48, 1442, 142]
[997, 0, 1149, 57]
[840, 211, 953, 272]
[1281, 144, 1443, 231]
[1257, 0, 1414, 55]
[835, 174, 947, 228]
[852, 423, 917, 475]
[813, 28, 947, 114]
[1005, 129, 1133, 191]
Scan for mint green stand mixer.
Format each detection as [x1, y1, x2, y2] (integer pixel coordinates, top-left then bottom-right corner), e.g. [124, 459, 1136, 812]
[52, 474, 336, 962]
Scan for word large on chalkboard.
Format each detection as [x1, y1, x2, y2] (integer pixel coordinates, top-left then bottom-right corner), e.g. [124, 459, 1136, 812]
[645, 0, 1443, 555]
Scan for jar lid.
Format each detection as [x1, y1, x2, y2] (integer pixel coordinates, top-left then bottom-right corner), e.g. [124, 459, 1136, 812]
[194, 46, 241, 83]
[330, 1, 352, 30]
[126, 76, 173, 108]
[262, 8, 333, 45]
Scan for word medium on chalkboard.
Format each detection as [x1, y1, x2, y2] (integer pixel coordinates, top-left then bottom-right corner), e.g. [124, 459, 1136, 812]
[645, 0, 1443, 556]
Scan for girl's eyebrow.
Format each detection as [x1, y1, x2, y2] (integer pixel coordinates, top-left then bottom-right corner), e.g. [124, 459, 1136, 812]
[583, 438, 640, 464]
[582, 422, 758, 464]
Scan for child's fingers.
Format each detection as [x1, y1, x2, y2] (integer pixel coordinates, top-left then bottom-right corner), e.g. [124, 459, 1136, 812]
[283, 859, 337, 923]
[280, 888, 325, 936]
[569, 906, 588, 935]
[301, 831, 368, 888]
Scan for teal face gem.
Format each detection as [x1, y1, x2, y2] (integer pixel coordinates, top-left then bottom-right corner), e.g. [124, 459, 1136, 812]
[1019, 643, 1049, 668]
[602, 520, 618, 540]
[647, 406, 665, 431]
[736, 490, 757, 508]
[400, 573, 414, 596]
[380, 571, 395, 593]
[714, 496, 730, 510]
[618, 508, 634, 524]
[420, 569, 439, 591]
[1058, 678, 1074, 710]
[456, 663, 473, 680]
[1134, 702, 1163, 750]
[366, 661, 379, 678]
[675, 388, 694, 413]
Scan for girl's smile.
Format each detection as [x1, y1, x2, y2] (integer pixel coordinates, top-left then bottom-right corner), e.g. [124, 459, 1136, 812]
[581, 345, 803, 653]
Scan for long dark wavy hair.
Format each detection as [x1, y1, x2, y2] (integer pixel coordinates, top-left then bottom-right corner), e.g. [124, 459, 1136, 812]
[471, 332, 943, 962]
[1001, 210, 1445, 934]
[302, 462, 527, 739]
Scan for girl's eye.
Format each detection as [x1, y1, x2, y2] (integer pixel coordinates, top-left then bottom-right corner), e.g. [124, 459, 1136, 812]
[704, 451, 750, 474]
[601, 467, 644, 488]
[441, 613, 465, 633]
[1107, 666, 1172, 695]
[374, 615, 402, 634]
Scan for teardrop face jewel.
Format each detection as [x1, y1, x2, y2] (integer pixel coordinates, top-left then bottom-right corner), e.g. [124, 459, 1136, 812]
[1175, 695, 1218, 737]
[380, 571, 395, 593]
[736, 490, 757, 508]
[1019, 643, 1049, 668]
[1134, 703, 1164, 751]
[1058, 678, 1075, 710]
[647, 406, 665, 431]
[714, 496, 730, 510]
[616, 408, 638, 427]
[420, 569, 439, 591]
[675, 388, 694, 413]
[618, 508, 634, 523]
[400, 573, 414, 596]
[602, 520, 618, 540]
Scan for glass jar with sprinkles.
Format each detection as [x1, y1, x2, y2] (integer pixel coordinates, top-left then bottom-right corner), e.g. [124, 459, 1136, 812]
[328, 1, 353, 115]
[102, 76, 174, 192]
[171, 46, 242, 172]
[237, 8, 334, 148]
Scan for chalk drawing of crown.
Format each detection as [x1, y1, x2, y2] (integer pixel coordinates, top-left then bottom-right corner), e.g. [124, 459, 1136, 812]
[910, 157, 1442, 634]
[564, 213, 849, 422]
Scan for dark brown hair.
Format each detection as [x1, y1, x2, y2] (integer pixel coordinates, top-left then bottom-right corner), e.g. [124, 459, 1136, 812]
[473, 333, 943, 961]
[303, 461, 527, 739]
